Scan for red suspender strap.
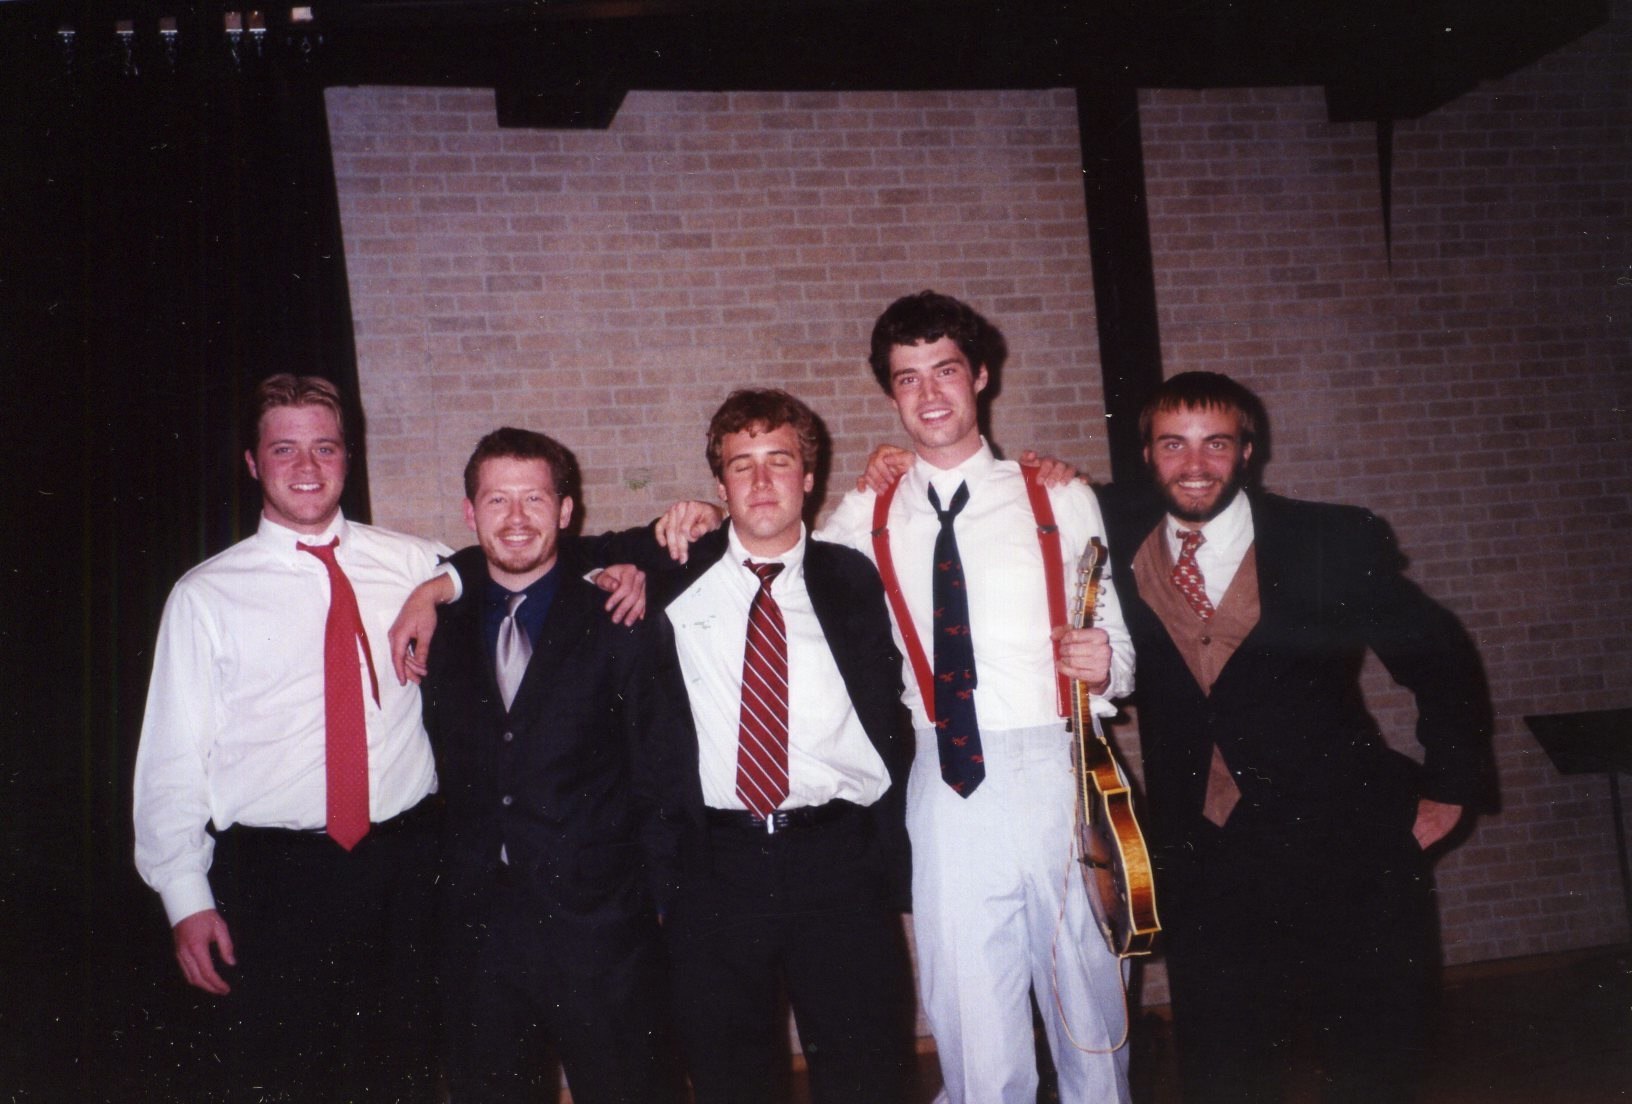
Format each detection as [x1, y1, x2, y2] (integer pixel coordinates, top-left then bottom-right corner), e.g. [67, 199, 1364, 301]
[870, 476, 940, 724]
[871, 466, 1071, 723]
[1021, 463, 1071, 718]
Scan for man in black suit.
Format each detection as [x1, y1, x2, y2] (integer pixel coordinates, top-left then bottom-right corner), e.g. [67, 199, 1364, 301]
[400, 395, 916, 1102]
[1088, 372, 1492, 1103]
[419, 427, 678, 1104]
[590, 389, 916, 1103]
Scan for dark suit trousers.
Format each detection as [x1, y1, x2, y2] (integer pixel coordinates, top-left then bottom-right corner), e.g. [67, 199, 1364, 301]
[1164, 820, 1436, 1104]
[441, 864, 676, 1104]
[666, 804, 916, 1104]
[205, 804, 441, 1104]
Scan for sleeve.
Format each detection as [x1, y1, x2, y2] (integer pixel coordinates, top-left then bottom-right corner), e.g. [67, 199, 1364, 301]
[1355, 510, 1494, 809]
[812, 486, 878, 556]
[1062, 482, 1136, 706]
[446, 544, 488, 604]
[580, 522, 674, 574]
[619, 616, 689, 910]
[435, 560, 463, 603]
[131, 581, 224, 926]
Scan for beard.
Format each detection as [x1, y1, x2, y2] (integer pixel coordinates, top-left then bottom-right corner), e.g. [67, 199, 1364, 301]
[1158, 462, 1249, 525]
[482, 530, 552, 577]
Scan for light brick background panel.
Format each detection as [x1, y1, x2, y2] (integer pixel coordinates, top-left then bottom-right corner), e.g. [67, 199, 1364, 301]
[329, 0, 1630, 1022]
[330, 87, 1108, 544]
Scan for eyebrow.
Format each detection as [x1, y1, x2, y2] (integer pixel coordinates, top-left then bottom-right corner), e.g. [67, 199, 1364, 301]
[267, 436, 344, 447]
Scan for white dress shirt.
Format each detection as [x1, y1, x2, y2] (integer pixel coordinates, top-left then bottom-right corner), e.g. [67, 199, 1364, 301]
[1162, 489, 1254, 608]
[665, 523, 891, 811]
[132, 513, 450, 925]
[821, 440, 1134, 732]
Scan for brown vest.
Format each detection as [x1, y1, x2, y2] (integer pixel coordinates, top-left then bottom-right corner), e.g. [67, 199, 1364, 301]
[1132, 525, 1261, 824]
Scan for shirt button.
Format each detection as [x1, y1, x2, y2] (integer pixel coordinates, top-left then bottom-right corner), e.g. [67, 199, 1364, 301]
[501, 795, 514, 807]
[502, 731, 514, 743]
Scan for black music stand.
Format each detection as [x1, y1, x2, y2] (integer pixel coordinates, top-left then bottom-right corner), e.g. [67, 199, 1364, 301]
[1524, 708, 1632, 940]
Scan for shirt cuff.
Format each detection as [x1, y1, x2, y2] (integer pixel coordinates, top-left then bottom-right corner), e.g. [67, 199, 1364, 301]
[436, 560, 463, 603]
[160, 875, 219, 929]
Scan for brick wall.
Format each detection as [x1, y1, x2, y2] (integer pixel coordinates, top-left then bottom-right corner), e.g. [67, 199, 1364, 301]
[328, 0, 1631, 1011]
[331, 87, 1108, 547]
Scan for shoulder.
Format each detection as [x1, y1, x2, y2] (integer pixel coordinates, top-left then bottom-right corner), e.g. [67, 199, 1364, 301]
[1043, 474, 1105, 519]
[345, 520, 448, 562]
[819, 486, 880, 548]
[1253, 492, 1379, 540]
[1253, 492, 1401, 571]
[1092, 482, 1164, 562]
[806, 536, 882, 582]
[165, 534, 265, 603]
[177, 532, 258, 578]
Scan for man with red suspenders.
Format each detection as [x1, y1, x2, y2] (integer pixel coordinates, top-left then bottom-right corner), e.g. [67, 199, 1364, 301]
[817, 291, 1135, 1103]
[628, 292, 1135, 1100]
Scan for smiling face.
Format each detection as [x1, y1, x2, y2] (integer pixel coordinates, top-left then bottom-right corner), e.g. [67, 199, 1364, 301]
[245, 403, 348, 535]
[715, 422, 813, 558]
[463, 455, 575, 589]
[1144, 404, 1254, 527]
[886, 336, 989, 468]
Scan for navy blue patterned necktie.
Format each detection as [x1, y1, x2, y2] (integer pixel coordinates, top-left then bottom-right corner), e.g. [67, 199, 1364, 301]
[930, 482, 983, 796]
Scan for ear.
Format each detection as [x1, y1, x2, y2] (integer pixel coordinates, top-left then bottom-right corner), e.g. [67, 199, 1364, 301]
[802, 471, 815, 494]
[462, 499, 477, 534]
[716, 480, 729, 504]
[557, 496, 575, 530]
[244, 450, 260, 482]
[1241, 441, 1254, 466]
[974, 365, 989, 394]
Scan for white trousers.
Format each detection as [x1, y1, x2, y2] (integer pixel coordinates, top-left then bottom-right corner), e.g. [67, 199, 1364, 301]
[907, 723, 1132, 1104]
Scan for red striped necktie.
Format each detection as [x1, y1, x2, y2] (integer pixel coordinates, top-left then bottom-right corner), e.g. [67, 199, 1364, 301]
[735, 560, 789, 818]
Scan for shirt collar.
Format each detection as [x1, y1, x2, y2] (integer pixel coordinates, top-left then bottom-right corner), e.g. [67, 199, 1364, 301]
[727, 521, 807, 586]
[256, 512, 350, 559]
[910, 436, 996, 502]
[1167, 487, 1253, 554]
[484, 561, 561, 607]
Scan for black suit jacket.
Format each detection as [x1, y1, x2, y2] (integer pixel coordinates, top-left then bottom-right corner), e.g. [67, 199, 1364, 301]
[588, 523, 915, 903]
[1101, 486, 1492, 863]
[422, 565, 684, 920]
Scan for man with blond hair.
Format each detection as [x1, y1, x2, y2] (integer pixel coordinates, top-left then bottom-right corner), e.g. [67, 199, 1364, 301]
[133, 374, 447, 1102]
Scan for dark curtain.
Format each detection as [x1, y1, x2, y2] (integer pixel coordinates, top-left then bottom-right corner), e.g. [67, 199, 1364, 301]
[0, 8, 366, 1098]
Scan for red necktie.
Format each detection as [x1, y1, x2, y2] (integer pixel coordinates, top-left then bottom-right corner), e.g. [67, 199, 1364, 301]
[298, 538, 378, 850]
[736, 561, 789, 818]
[1172, 528, 1216, 622]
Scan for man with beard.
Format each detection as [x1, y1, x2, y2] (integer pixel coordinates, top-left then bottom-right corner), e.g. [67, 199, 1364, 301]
[417, 427, 678, 1103]
[398, 398, 916, 1102]
[1095, 371, 1491, 1103]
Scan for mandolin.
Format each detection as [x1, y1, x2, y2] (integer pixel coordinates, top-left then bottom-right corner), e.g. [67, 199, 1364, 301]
[1070, 538, 1161, 958]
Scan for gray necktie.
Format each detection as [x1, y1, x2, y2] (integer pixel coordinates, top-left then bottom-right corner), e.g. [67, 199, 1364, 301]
[496, 592, 531, 710]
